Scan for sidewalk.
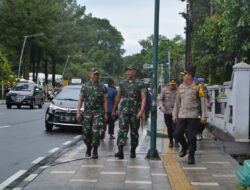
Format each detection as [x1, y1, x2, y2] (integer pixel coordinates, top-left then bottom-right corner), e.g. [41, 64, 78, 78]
[7, 111, 245, 190]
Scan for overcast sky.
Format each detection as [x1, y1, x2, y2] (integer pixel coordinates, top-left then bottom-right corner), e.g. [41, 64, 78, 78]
[77, 0, 186, 56]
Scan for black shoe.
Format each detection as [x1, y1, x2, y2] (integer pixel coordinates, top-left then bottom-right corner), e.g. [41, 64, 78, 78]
[115, 145, 124, 159]
[85, 145, 92, 158]
[130, 147, 136, 158]
[188, 156, 195, 164]
[179, 148, 187, 157]
[115, 152, 124, 159]
[92, 146, 98, 159]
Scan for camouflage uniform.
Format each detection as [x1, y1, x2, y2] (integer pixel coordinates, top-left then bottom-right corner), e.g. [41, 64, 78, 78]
[79, 81, 107, 147]
[117, 79, 146, 147]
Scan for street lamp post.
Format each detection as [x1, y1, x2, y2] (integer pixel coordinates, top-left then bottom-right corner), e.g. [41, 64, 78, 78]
[62, 55, 70, 80]
[18, 33, 44, 79]
[146, 0, 160, 160]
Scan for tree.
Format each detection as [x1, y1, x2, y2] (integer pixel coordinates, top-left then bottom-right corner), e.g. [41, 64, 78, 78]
[0, 51, 12, 82]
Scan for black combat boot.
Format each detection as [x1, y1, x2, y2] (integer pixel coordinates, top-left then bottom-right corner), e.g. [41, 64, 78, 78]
[85, 145, 92, 158]
[114, 145, 124, 159]
[188, 153, 195, 164]
[130, 146, 136, 158]
[92, 146, 98, 159]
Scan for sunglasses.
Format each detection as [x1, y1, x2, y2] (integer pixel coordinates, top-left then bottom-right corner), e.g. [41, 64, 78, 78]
[94, 73, 100, 76]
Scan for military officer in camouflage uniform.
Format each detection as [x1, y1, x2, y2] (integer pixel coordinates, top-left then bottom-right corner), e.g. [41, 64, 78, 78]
[173, 68, 208, 164]
[76, 68, 108, 159]
[112, 65, 146, 159]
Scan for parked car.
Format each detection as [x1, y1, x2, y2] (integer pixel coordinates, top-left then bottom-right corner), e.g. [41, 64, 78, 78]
[45, 85, 83, 132]
[5, 82, 44, 109]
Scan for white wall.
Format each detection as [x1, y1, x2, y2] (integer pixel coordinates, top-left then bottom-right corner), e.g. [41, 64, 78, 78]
[207, 62, 250, 142]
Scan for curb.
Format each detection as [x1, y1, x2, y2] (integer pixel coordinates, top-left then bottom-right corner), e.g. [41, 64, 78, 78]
[147, 129, 168, 138]
[146, 118, 168, 138]
[2, 136, 82, 190]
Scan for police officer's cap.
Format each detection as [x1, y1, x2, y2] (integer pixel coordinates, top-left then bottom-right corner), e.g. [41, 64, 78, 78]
[125, 64, 137, 71]
[169, 79, 177, 85]
[180, 67, 196, 76]
[91, 68, 100, 74]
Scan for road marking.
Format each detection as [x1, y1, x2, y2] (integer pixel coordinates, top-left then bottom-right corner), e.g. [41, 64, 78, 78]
[150, 160, 162, 164]
[0, 125, 10, 129]
[82, 165, 103, 168]
[202, 161, 230, 164]
[191, 182, 219, 186]
[151, 173, 167, 176]
[128, 166, 150, 169]
[73, 135, 82, 139]
[30, 110, 43, 112]
[50, 171, 75, 174]
[48, 147, 60, 153]
[70, 179, 97, 183]
[101, 172, 125, 175]
[24, 174, 38, 182]
[212, 174, 236, 178]
[62, 141, 72, 146]
[13, 188, 23, 190]
[0, 170, 27, 190]
[32, 157, 45, 164]
[125, 180, 152, 185]
[107, 159, 127, 162]
[183, 167, 207, 170]
[40, 165, 49, 169]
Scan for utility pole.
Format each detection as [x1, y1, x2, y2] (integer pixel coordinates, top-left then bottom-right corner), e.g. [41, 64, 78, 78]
[185, 3, 192, 69]
[163, 47, 168, 86]
[18, 33, 44, 79]
[62, 55, 70, 80]
[146, 0, 160, 160]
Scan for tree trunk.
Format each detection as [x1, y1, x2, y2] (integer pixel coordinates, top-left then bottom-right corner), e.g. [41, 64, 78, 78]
[44, 59, 48, 85]
[52, 59, 56, 88]
[23, 47, 30, 80]
[35, 48, 41, 84]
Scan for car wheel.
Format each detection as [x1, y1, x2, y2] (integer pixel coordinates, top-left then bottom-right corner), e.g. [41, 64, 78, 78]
[38, 104, 42, 109]
[6, 104, 11, 109]
[45, 110, 53, 132]
[30, 100, 34, 109]
[45, 122, 53, 132]
[17, 105, 21, 109]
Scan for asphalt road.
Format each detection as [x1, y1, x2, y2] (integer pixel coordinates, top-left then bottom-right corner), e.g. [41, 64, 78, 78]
[0, 103, 82, 184]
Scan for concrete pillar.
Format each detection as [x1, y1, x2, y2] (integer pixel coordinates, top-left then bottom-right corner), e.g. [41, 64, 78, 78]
[232, 62, 250, 142]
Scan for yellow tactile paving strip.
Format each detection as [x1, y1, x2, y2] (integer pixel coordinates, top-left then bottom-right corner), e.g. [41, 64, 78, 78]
[160, 128, 193, 190]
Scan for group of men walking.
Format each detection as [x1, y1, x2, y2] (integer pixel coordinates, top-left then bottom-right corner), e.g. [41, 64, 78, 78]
[76, 66, 208, 165]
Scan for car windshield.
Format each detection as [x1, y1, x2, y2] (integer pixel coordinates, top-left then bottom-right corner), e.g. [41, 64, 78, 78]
[12, 83, 33, 91]
[55, 87, 80, 101]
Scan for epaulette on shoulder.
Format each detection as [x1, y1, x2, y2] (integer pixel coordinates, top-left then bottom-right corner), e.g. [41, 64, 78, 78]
[198, 83, 207, 97]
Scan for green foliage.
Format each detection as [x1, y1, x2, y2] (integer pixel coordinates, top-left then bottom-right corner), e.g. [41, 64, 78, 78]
[0, 0, 124, 83]
[0, 51, 12, 82]
[125, 35, 185, 82]
[185, 0, 250, 84]
[235, 183, 248, 190]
